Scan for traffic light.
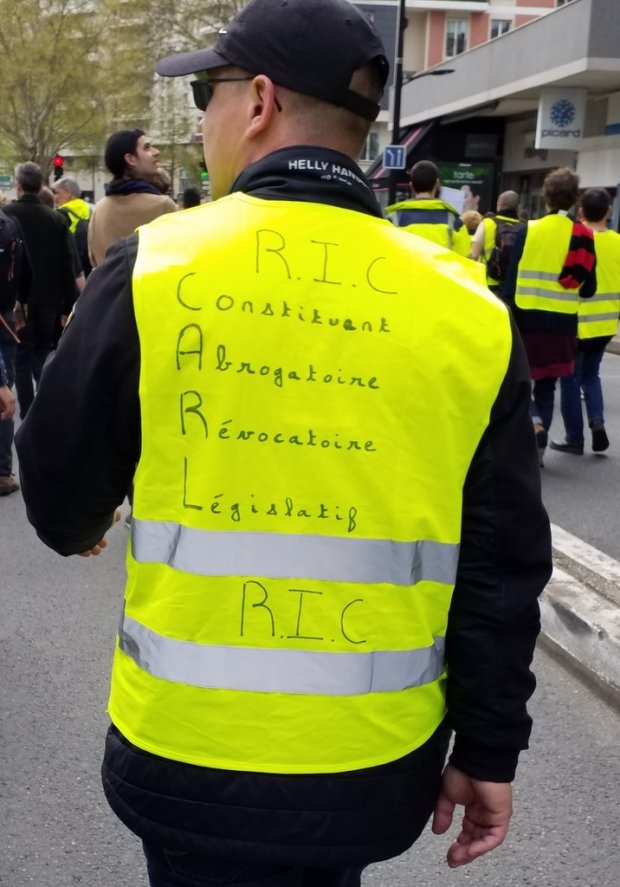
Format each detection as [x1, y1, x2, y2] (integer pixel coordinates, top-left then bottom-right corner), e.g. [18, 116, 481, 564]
[52, 154, 64, 180]
[199, 161, 209, 189]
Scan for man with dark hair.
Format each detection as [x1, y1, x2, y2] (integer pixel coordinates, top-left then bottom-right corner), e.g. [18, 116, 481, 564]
[552, 187, 619, 455]
[3, 161, 75, 420]
[503, 167, 596, 466]
[386, 159, 471, 256]
[16, 0, 550, 883]
[178, 186, 201, 209]
[88, 129, 176, 267]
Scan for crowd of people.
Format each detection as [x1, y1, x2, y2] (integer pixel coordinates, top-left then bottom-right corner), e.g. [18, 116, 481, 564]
[390, 159, 618, 467]
[0, 0, 613, 885]
[0, 130, 206, 497]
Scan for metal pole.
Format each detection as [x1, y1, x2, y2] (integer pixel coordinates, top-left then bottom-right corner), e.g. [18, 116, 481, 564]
[388, 0, 406, 206]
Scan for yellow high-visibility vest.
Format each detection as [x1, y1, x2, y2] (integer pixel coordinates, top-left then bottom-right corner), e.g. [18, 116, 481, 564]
[59, 197, 91, 234]
[386, 197, 471, 257]
[515, 213, 578, 315]
[109, 192, 512, 774]
[578, 229, 620, 339]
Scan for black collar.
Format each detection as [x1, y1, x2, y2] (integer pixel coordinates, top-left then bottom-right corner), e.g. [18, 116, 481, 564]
[230, 147, 384, 219]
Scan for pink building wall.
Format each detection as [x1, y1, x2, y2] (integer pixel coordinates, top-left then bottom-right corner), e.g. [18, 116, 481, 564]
[469, 13, 489, 49]
[427, 12, 446, 67]
[515, 0, 555, 28]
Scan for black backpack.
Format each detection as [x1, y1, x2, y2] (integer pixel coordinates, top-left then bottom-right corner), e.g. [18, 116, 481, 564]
[0, 208, 24, 310]
[487, 217, 526, 283]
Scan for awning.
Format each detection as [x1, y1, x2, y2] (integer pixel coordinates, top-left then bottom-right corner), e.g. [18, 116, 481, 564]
[367, 122, 434, 192]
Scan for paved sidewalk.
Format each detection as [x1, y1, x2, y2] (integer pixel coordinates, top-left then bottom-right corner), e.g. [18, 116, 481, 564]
[541, 340, 620, 698]
[543, 523, 620, 697]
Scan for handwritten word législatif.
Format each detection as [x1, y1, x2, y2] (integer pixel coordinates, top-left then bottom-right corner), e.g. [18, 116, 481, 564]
[182, 488, 358, 533]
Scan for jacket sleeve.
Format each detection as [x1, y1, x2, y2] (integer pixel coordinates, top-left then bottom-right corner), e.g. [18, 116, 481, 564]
[446, 310, 552, 782]
[15, 237, 141, 556]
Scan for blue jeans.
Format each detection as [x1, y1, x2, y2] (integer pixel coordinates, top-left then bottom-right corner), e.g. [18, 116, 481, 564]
[559, 340, 609, 445]
[0, 310, 17, 476]
[143, 845, 365, 887]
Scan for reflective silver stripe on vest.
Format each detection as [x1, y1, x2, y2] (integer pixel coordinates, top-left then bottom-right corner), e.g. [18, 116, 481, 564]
[131, 520, 459, 586]
[516, 286, 577, 302]
[582, 291, 620, 303]
[119, 612, 446, 695]
[579, 311, 620, 323]
[518, 270, 559, 282]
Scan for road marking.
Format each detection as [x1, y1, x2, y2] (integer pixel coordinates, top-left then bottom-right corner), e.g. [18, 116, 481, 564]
[552, 522, 620, 586]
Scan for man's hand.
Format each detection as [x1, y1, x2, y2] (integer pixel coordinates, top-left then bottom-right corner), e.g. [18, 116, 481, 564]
[432, 764, 512, 868]
[0, 385, 16, 420]
[79, 509, 122, 556]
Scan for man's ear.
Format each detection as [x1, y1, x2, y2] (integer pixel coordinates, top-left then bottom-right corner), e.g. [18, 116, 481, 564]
[124, 152, 137, 172]
[246, 75, 279, 139]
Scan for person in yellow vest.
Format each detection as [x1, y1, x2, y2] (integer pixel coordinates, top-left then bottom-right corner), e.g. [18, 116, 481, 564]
[502, 167, 597, 466]
[386, 160, 471, 257]
[471, 191, 524, 294]
[551, 188, 620, 455]
[15, 0, 551, 884]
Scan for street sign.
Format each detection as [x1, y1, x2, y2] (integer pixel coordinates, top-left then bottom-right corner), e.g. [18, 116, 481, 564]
[383, 145, 406, 170]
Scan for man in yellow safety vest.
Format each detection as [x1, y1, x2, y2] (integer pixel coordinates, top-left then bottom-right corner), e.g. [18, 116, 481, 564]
[15, 0, 551, 884]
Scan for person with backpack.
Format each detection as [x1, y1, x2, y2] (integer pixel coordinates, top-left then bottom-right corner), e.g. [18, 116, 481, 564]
[551, 187, 620, 455]
[0, 203, 30, 493]
[470, 191, 525, 295]
[53, 177, 93, 279]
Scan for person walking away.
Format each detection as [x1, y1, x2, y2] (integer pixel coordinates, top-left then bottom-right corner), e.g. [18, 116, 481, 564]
[503, 167, 596, 466]
[54, 177, 93, 279]
[0, 201, 29, 493]
[88, 129, 176, 268]
[471, 190, 525, 296]
[4, 162, 74, 419]
[552, 187, 620, 455]
[459, 209, 482, 249]
[386, 160, 471, 257]
[16, 1, 552, 883]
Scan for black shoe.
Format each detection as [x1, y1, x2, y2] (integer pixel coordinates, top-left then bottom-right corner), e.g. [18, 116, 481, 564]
[550, 440, 584, 455]
[535, 427, 548, 449]
[591, 421, 609, 453]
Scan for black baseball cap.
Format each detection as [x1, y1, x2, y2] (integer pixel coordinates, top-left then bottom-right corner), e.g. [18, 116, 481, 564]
[156, 0, 389, 122]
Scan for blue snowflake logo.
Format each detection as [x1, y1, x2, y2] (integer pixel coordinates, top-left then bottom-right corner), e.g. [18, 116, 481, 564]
[550, 99, 576, 128]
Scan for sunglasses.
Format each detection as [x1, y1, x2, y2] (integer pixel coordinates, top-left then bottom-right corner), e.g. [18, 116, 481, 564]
[191, 77, 282, 113]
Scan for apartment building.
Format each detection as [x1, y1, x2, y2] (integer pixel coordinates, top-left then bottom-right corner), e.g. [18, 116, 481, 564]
[369, 0, 620, 221]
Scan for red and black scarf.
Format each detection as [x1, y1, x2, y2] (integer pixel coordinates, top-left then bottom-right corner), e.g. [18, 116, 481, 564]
[558, 220, 596, 289]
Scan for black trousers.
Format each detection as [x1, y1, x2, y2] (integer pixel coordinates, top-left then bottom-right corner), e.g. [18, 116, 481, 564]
[15, 305, 58, 418]
[143, 844, 366, 886]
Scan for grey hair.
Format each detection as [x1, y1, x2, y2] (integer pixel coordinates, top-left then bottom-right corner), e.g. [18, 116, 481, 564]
[54, 177, 81, 198]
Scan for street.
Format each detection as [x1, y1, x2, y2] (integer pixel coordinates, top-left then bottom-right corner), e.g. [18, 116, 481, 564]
[3, 355, 620, 886]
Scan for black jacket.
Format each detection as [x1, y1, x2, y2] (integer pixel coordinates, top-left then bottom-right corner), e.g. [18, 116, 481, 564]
[4, 194, 76, 313]
[15, 147, 551, 865]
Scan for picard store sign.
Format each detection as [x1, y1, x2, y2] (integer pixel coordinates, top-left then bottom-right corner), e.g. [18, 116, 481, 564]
[535, 88, 587, 150]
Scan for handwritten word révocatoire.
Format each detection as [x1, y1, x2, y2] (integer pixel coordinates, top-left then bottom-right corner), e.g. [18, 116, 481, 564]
[178, 404, 377, 454]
